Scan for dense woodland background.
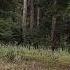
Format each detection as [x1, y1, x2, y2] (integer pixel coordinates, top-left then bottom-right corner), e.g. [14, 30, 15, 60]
[0, 0, 70, 51]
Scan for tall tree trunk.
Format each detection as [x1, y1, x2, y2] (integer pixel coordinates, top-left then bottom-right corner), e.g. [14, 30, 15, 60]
[51, 15, 56, 51]
[51, 0, 60, 51]
[37, 0, 40, 26]
[22, 0, 28, 44]
[23, 0, 27, 27]
[30, 0, 34, 29]
[37, 5, 40, 26]
[51, 14, 61, 51]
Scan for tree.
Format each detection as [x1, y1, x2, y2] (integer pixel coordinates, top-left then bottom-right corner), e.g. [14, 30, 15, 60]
[51, 0, 70, 51]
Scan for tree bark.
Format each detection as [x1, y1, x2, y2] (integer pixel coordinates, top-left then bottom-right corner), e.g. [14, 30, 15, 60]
[37, 5, 40, 26]
[51, 0, 60, 51]
[37, 0, 40, 26]
[51, 15, 61, 51]
[51, 15, 56, 51]
[23, 0, 27, 26]
[30, 0, 34, 29]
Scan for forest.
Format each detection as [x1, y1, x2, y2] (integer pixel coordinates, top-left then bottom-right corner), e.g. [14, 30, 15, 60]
[0, 0, 70, 70]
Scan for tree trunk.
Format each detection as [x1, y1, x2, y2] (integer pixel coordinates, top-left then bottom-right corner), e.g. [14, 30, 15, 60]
[37, 0, 40, 26]
[23, 0, 27, 26]
[37, 6, 40, 26]
[22, 0, 28, 44]
[51, 15, 56, 51]
[51, 0, 59, 51]
[30, 0, 34, 29]
[51, 15, 61, 51]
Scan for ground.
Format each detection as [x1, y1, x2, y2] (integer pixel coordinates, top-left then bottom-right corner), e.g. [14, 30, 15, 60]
[0, 46, 70, 70]
[0, 60, 70, 70]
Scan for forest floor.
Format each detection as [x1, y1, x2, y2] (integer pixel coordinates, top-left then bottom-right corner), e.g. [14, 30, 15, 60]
[0, 59, 70, 70]
[0, 46, 70, 70]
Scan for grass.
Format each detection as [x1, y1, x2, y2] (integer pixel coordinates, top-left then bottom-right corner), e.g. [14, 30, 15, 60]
[0, 45, 70, 70]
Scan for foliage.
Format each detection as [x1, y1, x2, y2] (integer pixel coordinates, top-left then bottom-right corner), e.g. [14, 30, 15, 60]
[0, 0, 70, 49]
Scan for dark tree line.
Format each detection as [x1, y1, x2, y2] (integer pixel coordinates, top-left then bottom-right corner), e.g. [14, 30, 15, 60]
[0, 0, 70, 51]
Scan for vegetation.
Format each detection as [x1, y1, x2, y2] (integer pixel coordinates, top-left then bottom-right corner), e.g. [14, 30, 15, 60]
[0, 0, 70, 50]
[0, 0, 70, 70]
[0, 45, 70, 70]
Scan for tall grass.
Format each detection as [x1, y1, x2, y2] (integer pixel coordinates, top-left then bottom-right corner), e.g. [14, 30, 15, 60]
[0, 45, 70, 70]
[0, 45, 70, 62]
